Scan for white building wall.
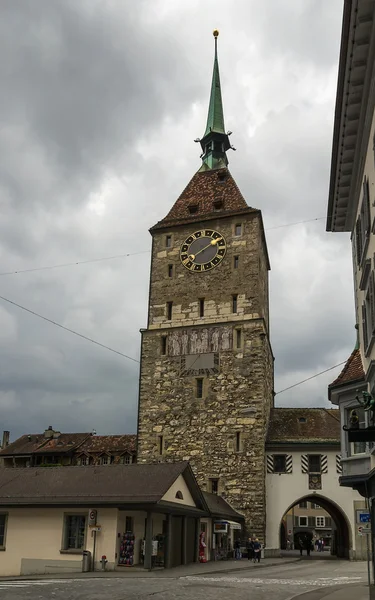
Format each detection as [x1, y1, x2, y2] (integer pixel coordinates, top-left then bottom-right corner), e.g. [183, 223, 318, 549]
[265, 449, 365, 558]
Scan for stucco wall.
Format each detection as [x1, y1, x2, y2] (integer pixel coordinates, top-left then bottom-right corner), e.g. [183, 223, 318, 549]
[161, 474, 196, 506]
[265, 449, 365, 558]
[0, 507, 118, 576]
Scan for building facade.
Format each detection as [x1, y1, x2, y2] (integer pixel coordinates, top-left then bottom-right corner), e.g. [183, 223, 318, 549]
[136, 32, 274, 540]
[326, 0, 375, 487]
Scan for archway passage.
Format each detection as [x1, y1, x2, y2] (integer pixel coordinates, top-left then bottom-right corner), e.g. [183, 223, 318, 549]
[279, 494, 350, 559]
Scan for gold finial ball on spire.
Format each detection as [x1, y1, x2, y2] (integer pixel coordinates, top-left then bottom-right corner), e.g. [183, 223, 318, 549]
[213, 29, 219, 38]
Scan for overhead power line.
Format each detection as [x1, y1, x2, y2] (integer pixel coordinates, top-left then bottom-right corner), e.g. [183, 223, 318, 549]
[275, 361, 347, 395]
[0, 294, 140, 364]
[0, 215, 330, 278]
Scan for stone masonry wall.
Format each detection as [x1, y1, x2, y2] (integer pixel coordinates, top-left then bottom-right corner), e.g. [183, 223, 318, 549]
[137, 211, 274, 541]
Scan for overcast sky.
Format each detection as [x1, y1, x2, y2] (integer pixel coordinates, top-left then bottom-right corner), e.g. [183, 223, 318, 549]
[0, 0, 353, 441]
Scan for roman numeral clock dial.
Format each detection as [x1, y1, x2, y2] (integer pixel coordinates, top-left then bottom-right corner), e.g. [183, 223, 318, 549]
[180, 229, 227, 272]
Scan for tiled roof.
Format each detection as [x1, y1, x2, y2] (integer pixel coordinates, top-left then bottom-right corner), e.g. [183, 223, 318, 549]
[151, 168, 255, 230]
[203, 492, 244, 521]
[266, 408, 340, 444]
[329, 348, 365, 388]
[77, 435, 136, 455]
[0, 433, 91, 456]
[0, 462, 195, 506]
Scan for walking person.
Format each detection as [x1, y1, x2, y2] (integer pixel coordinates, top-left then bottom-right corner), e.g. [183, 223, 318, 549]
[234, 538, 241, 560]
[305, 536, 311, 557]
[253, 538, 261, 563]
[298, 537, 303, 556]
[246, 537, 254, 561]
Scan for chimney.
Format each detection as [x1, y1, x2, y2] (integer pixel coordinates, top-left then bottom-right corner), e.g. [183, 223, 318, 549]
[44, 426, 54, 439]
[1, 431, 9, 449]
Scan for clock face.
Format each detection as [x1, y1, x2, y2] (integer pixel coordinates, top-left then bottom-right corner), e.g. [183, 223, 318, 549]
[180, 229, 227, 272]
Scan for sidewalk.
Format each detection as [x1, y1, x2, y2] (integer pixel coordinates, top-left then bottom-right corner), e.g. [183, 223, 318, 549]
[0, 556, 300, 581]
[294, 583, 370, 600]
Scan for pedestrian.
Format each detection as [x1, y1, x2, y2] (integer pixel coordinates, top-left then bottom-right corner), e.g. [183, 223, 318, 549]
[305, 536, 311, 557]
[253, 538, 261, 563]
[234, 538, 241, 560]
[298, 537, 303, 556]
[246, 537, 254, 561]
[286, 538, 291, 551]
[320, 538, 325, 553]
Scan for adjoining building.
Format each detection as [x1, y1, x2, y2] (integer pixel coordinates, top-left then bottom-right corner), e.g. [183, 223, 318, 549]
[326, 0, 375, 494]
[0, 462, 243, 576]
[265, 408, 366, 559]
[0, 426, 137, 468]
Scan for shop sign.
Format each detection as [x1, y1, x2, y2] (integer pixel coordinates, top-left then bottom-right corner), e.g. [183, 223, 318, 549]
[213, 522, 228, 533]
[152, 541, 158, 556]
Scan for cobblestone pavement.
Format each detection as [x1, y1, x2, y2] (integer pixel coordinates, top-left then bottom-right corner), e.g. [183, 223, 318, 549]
[0, 561, 368, 600]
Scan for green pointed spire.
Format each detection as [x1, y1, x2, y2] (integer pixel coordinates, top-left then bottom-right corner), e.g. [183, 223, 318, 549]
[204, 30, 225, 137]
[198, 30, 232, 171]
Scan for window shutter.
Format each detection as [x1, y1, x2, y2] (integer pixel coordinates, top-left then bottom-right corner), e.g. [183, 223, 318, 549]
[294, 516, 299, 527]
[336, 454, 342, 474]
[370, 272, 375, 334]
[308, 517, 315, 527]
[301, 454, 308, 473]
[321, 455, 328, 474]
[267, 455, 274, 473]
[286, 454, 293, 473]
[356, 218, 363, 264]
[326, 517, 332, 527]
[363, 303, 369, 350]
[363, 178, 371, 235]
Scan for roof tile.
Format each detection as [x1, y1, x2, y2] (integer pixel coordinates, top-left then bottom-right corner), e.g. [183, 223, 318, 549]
[266, 408, 340, 444]
[329, 348, 365, 388]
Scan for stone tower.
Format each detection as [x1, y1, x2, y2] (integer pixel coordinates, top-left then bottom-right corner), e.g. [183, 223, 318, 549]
[137, 31, 274, 539]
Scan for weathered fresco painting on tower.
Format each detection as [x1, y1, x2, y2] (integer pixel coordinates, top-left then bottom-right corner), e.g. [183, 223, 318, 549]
[137, 32, 274, 541]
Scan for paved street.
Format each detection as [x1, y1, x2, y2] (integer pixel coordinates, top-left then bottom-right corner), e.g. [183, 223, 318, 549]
[0, 560, 368, 600]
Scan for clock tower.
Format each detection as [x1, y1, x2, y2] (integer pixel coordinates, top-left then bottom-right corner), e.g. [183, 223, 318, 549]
[137, 31, 274, 540]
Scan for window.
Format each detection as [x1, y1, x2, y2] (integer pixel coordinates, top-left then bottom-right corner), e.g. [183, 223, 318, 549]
[299, 417, 306, 423]
[299, 501, 307, 509]
[175, 491, 184, 500]
[233, 255, 239, 269]
[218, 171, 227, 182]
[235, 431, 241, 452]
[355, 178, 371, 265]
[77, 456, 89, 466]
[167, 301, 173, 320]
[310, 503, 318, 509]
[232, 294, 238, 313]
[362, 272, 375, 352]
[188, 204, 199, 214]
[165, 235, 172, 248]
[235, 328, 242, 349]
[158, 435, 164, 456]
[274, 455, 287, 473]
[168, 264, 174, 278]
[125, 516, 134, 533]
[100, 455, 109, 465]
[205, 143, 212, 154]
[63, 515, 86, 550]
[235, 223, 242, 236]
[161, 335, 167, 356]
[299, 516, 307, 526]
[308, 455, 321, 474]
[316, 517, 325, 528]
[196, 378, 203, 399]
[209, 478, 219, 494]
[348, 407, 367, 455]
[122, 454, 132, 464]
[213, 199, 224, 210]
[199, 298, 205, 318]
[0, 514, 7, 549]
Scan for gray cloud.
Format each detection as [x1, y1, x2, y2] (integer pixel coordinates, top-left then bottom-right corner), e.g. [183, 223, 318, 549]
[0, 0, 349, 440]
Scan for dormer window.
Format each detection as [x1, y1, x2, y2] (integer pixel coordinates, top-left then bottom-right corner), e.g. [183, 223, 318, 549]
[188, 204, 199, 214]
[213, 199, 224, 211]
[218, 171, 227, 182]
[299, 417, 306, 423]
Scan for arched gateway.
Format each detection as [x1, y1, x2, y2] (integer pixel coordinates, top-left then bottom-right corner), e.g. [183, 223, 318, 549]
[265, 408, 365, 559]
